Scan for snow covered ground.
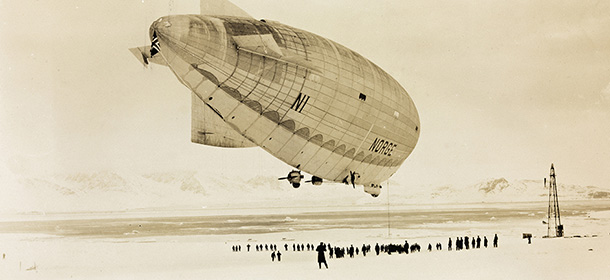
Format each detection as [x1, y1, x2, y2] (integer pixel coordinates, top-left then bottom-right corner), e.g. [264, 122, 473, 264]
[0, 203, 609, 279]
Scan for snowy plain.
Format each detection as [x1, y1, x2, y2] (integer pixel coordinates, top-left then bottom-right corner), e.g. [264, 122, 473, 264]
[0, 201, 609, 279]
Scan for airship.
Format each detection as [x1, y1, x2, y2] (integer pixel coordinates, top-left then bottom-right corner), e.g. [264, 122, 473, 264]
[130, 0, 420, 197]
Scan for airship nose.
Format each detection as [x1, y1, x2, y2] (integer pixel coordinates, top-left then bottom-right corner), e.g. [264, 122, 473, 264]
[149, 15, 191, 47]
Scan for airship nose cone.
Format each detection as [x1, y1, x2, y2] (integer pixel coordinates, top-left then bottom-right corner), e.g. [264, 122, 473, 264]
[149, 15, 191, 45]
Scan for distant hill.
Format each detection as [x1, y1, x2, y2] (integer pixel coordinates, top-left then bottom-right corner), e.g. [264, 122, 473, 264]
[1, 171, 608, 214]
[0, 171, 368, 213]
[395, 178, 610, 204]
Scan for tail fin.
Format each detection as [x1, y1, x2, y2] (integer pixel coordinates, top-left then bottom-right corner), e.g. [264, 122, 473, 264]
[128, 46, 167, 67]
[200, 0, 252, 18]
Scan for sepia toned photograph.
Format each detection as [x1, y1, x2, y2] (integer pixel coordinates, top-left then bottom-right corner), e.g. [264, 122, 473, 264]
[1, 0, 609, 279]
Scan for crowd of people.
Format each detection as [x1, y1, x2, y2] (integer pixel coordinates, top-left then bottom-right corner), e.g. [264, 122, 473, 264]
[230, 233, 500, 268]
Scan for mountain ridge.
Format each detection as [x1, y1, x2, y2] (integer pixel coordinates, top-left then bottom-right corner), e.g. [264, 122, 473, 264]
[1, 170, 608, 214]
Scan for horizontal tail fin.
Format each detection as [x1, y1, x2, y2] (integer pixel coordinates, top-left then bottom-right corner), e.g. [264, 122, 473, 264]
[128, 46, 167, 67]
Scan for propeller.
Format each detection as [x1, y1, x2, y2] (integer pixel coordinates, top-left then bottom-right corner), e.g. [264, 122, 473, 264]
[279, 170, 304, 188]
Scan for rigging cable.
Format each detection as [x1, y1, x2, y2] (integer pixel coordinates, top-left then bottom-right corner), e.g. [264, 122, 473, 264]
[387, 180, 391, 237]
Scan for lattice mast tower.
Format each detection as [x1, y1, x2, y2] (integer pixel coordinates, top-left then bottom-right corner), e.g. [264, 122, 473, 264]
[546, 163, 563, 237]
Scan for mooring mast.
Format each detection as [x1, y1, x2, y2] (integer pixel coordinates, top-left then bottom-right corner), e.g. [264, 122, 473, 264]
[546, 163, 563, 237]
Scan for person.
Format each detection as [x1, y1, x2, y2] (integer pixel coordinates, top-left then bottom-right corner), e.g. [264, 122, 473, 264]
[427, 243, 432, 252]
[476, 236, 481, 249]
[271, 251, 276, 262]
[284, 244, 288, 251]
[247, 244, 251, 252]
[527, 235, 532, 244]
[375, 243, 380, 255]
[316, 242, 328, 269]
[277, 251, 282, 261]
[493, 234, 498, 248]
[484, 236, 488, 248]
[448, 238, 452, 251]
[465, 236, 470, 250]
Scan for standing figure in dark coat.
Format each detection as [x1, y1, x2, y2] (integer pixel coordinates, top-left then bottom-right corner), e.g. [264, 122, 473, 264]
[277, 251, 282, 262]
[476, 236, 481, 248]
[271, 251, 276, 262]
[375, 243, 380, 255]
[493, 234, 498, 248]
[316, 242, 328, 269]
[484, 236, 488, 248]
[448, 238, 452, 251]
[465, 236, 470, 250]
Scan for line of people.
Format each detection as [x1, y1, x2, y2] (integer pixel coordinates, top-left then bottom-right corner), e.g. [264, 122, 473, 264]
[232, 243, 321, 252]
[448, 234, 499, 251]
[230, 233, 500, 267]
[309, 235, 499, 269]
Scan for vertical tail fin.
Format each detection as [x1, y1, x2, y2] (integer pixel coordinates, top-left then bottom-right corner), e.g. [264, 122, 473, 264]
[200, 0, 252, 18]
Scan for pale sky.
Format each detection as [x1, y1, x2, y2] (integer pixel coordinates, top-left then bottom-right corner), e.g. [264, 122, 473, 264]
[1, 0, 609, 191]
